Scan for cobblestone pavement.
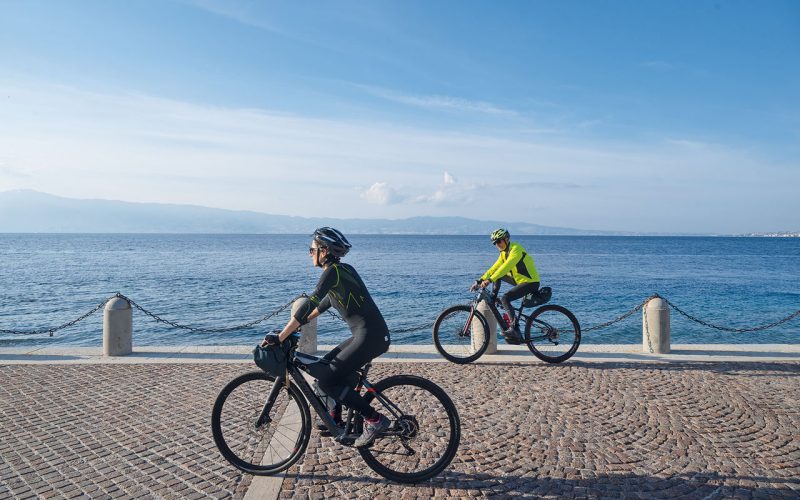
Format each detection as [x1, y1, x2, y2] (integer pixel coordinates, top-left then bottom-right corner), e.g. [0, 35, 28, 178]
[1, 361, 799, 499]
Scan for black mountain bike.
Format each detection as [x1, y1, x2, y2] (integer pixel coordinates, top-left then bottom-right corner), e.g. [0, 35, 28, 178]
[433, 286, 581, 364]
[211, 334, 461, 483]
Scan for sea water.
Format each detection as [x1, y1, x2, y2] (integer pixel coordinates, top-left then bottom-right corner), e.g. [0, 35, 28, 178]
[1, 234, 798, 347]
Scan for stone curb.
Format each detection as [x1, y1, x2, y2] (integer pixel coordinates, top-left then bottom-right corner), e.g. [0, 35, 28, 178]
[1, 343, 799, 364]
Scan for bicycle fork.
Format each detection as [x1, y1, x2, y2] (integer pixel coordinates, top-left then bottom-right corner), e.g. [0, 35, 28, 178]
[254, 374, 288, 427]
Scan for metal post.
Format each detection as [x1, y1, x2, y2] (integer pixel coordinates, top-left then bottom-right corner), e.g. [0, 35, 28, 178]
[291, 299, 318, 354]
[103, 296, 132, 356]
[643, 297, 670, 353]
[474, 301, 498, 355]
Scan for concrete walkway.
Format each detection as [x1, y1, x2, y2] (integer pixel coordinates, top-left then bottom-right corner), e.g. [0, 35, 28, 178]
[1, 345, 799, 499]
[2, 343, 800, 364]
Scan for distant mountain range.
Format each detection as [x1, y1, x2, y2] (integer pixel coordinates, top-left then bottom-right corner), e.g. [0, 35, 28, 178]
[0, 189, 685, 236]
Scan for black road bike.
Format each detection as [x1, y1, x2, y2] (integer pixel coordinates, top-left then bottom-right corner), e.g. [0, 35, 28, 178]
[433, 287, 581, 364]
[211, 334, 461, 483]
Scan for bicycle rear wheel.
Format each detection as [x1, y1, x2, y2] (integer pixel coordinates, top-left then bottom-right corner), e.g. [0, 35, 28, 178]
[359, 375, 460, 483]
[524, 305, 581, 363]
[211, 371, 311, 475]
[432, 305, 489, 364]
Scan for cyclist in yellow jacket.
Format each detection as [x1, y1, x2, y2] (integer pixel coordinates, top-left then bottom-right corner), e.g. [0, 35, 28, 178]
[471, 228, 540, 343]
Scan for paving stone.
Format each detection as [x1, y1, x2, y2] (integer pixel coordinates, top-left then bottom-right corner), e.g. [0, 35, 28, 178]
[0, 362, 798, 498]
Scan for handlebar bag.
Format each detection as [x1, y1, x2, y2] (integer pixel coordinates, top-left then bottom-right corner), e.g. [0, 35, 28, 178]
[253, 339, 295, 377]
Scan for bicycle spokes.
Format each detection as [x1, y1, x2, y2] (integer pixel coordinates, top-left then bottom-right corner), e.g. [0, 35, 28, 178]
[212, 372, 311, 475]
[432, 305, 489, 364]
[525, 305, 581, 364]
[357, 376, 460, 482]
[255, 377, 286, 427]
[528, 322, 560, 344]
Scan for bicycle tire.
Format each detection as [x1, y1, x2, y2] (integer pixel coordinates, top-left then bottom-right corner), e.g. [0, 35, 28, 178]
[432, 305, 489, 364]
[524, 304, 581, 363]
[359, 375, 461, 483]
[211, 371, 311, 475]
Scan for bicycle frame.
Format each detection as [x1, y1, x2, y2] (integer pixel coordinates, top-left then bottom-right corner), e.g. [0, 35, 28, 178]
[471, 289, 530, 331]
[257, 347, 405, 445]
[471, 288, 562, 344]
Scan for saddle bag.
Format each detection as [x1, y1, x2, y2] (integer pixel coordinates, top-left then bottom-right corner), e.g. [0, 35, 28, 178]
[253, 339, 294, 377]
[522, 286, 552, 308]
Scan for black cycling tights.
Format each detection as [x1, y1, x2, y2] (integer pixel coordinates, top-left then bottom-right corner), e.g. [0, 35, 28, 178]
[314, 333, 389, 418]
[494, 277, 540, 324]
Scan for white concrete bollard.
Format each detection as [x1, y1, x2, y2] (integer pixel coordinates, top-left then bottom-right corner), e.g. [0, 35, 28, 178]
[473, 301, 498, 355]
[643, 297, 670, 354]
[103, 296, 132, 356]
[291, 299, 318, 354]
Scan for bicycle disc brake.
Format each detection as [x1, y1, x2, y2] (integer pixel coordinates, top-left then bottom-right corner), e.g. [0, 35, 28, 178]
[397, 415, 419, 439]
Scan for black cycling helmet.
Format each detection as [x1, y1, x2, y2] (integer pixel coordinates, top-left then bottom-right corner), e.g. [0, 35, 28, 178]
[490, 228, 510, 243]
[312, 227, 351, 258]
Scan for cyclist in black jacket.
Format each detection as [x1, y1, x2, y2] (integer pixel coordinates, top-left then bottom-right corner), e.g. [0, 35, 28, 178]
[264, 227, 391, 447]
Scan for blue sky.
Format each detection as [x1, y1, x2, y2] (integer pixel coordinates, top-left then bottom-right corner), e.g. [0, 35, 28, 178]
[1, 0, 798, 233]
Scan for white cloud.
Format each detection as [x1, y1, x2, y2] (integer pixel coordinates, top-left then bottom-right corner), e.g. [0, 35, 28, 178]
[413, 171, 479, 205]
[0, 81, 796, 232]
[360, 182, 401, 205]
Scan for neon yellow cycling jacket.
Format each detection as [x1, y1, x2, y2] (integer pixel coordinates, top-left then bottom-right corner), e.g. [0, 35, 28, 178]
[481, 241, 540, 284]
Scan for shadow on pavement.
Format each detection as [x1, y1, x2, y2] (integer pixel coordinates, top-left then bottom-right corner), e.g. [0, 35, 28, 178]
[126, 351, 250, 360]
[472, 359, 800, 375]
[0, 353, 84, 361]
[283, 470, 799, 497]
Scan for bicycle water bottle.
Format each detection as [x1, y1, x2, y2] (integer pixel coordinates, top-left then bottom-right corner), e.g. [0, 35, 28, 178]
[502, 312, 511, 328]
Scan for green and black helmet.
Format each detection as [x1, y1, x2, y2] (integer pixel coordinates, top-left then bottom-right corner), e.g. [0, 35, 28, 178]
[490, 228, 509, 243]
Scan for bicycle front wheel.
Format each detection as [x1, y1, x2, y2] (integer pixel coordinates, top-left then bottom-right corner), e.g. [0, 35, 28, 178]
[359, 375, 461, 483]
[524, 305, 581, 363]
[211, 371, 311, 475]
[432, 305, 489, 364]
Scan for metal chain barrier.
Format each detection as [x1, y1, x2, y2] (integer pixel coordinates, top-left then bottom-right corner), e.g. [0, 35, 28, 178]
[0, 297, 111, 337]
[389, 324, 433, 334]
[582, 294, 661, 333]
[580, 293, 800, 349]
[662, 298, 800, 333]
[2, 292, 798, 339]
[642, 298, 655, 353]
[117, 293, 303, 333]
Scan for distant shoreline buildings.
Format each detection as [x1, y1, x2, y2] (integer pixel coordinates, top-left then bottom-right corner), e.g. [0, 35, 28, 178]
[738, 232, 800, 238]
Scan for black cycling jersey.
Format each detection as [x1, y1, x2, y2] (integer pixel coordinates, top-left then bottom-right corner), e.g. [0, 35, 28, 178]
[294, 262, 390, 343]
[294, 262, 390, 417]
